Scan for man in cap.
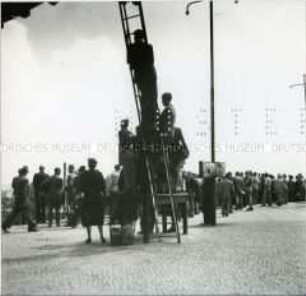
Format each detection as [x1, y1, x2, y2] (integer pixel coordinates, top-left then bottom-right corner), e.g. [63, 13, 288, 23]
[118, 119, 135, 166]
[160, 92, 176, 139]
[127, 29, 158, 132]
[33, 165, 49, 223]
[2, 166, 37, 233]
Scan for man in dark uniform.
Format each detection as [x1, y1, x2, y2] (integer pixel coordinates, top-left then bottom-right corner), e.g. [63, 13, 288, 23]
[127, 29, 158, 132]
[43, 167, 63, 227]
[118, 119, 135, 166]
[160, 92, 176, 139]
[79, 158, 106, 244]
[2, 166, 37, 233]
[33, 165, 49, 223]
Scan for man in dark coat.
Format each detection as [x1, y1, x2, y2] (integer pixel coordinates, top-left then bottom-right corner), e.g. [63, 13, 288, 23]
[79, 158, 106, 244]
[33, 165, 49, 223]
[2, 166, 37, 233]
[127, 29, 158, 131]
[43, 167, 63, 227]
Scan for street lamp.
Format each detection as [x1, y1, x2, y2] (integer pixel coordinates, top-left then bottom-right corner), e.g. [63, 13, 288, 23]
[185, 0, 215, 163]
[185, 0, 239, 163]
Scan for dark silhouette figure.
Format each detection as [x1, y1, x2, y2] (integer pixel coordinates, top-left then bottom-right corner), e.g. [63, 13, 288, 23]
[2, 166, 37, 233]
[43, 168, 63, 227]
[160, 92, 176, 139]
[127, 29, 158, 132]
[79, 158, 106, 244]
[33, 165, 49, 223]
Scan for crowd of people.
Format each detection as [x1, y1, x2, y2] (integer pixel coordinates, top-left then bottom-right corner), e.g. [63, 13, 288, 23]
[183, 170, 306, 219]
[2, 159, 305, 242]
[1, 159, 108, 243]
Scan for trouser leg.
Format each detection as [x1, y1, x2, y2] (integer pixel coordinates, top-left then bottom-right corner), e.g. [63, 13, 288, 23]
[23, 204, 37, 231]
[48, 205, 53, 227]
[41, 195, 46, 223]
[2, 206, 21, 229]
[248, 192, 253, 209]
[35, 193, 41, 222]
[55, 205, 61, 226]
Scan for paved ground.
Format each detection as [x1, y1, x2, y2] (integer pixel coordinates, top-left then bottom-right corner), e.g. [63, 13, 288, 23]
[2, 202, 306, 295]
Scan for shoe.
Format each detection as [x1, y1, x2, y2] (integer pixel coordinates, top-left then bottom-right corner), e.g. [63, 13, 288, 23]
[85, 238, 92, 244]
[2, 225, 9, 233]
[28, 227, 38, 232]
[167, 226, 176, 233]
[246, 207, 253, 211]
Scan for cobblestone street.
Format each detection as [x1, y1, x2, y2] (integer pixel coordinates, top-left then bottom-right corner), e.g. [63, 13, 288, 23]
[2, 202, 306, 295]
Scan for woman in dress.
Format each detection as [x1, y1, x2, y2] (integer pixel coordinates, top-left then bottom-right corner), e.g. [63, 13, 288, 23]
[79, 158, 106, 244]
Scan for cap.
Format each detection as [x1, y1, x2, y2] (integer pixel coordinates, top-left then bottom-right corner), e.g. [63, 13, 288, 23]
[134, 29, 144, 39]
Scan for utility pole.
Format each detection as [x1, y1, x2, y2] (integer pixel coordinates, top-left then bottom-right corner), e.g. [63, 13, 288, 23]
[186, 0, 216, 226]
[289, 74, 306, 142]
[209, 0, 215, 162]
[186, 0, 215, 163]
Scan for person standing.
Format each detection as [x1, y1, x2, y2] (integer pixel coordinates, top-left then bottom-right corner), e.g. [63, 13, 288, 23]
[65, 164, 77, 226]
[2, 166, 37, 233]
[262, 173, 272, 206]
[70, 166, 86, 227]
[287, 175, 295, 202]
[33, 165, 49, 223]
[218, 173, 235, 217]
[79, 158, 106, 244]
[282, 174, 289, 204]
[273, 174, 287, 206]
[234, 172, 244, 210]
[159, 92, 176, 139]
[118, 119, 135, 167]
[244, 171, 254, 211]
[43, 168, 63, 227]
[295, 174, 305, 201]
[106, 164, 121, 224]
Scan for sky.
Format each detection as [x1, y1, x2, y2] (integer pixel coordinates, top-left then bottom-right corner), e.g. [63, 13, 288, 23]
[1, 0, 305, 188]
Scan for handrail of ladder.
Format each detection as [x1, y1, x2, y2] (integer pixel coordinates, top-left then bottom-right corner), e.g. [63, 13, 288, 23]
[161, 138, 181, 243]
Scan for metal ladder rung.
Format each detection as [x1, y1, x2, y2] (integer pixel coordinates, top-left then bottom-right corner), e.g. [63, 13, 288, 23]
[123, 14, 141, 21]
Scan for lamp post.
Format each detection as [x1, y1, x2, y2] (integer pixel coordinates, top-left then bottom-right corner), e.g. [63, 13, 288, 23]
[186, 0, 215, 163]
[185, 0, 239, 225]
[186, 0, 216, 225]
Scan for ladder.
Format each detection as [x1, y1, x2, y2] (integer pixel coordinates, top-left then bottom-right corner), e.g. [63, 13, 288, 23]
[118, 1, 181, 243]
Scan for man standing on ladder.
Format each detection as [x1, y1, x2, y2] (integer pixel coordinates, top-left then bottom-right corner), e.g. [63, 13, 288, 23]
[127, 29, 158, 133]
